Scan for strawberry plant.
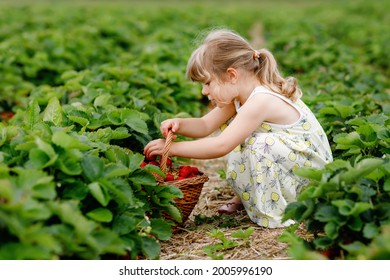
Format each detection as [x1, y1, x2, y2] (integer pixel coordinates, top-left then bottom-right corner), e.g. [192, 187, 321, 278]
[282, 155, 389, 259]
[0, 102, 181, 259]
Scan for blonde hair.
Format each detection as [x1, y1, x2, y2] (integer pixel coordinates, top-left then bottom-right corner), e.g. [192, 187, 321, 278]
[186, 29, 302, 101]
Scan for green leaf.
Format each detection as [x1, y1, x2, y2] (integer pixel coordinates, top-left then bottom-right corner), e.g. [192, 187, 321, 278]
[111, 127, 131, 140]
[334, 132, 363, 149]
[332, 199, 353, 215]
[334, 104, 355, 118]
[94, 94, 112, 108]
[0, 178, 12, 202]
[86, 208, 113, 223]
[105, 146, 131, 166]
[112, 212, 140, 235]
[82, 154, 104, 181]
[340, 241, 366, 254]
[231, 227, 255, 240]
[140, 236, 160, 260]
[163, 203, 182, 223]
[340, 158, 383, 183]
[98, 178, 134, 205]
[24, 99, 41, 129]
[61, 181, 89, 200]
[350, 202, 372, 216]
[52, 131, 90, 150]
[68, 115, 89, 127]
[91, 228, 126, 256]
[43, 97, 62, 126]
[384, 178, 390, 192]
[128, 153, 145, 171]
[88, 182, 110, 206]
[56, 150, 83, 175]
[297, 187, 316, 200]
[27, 137, 58, 169]
[47, 200, 96, 243]
[313, 237, 334, 250]
[314, 205, 339, 222]
[103, 163, 130, 179]
[347, 216, 363, 231]
[363, 223, 379, 239]
[129, 169, 157, 186]
[27, 149, 51, 169]
[324, 221, 340, 239]
[123, 109, 149, 134]
[15, 169, 56, 200]
[150, 218, 172, 241]
[23, 200, 52, 220]
[293, 167, 322, 181]
[156, 185, 183, 199]
[326, 159, 350, 172]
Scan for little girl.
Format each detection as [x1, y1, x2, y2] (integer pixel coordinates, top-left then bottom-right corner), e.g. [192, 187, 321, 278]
[144, 28, 333, 228]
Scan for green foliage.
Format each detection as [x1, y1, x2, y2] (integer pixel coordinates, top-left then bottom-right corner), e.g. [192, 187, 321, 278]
[282, 155, 389, 259]
[203, 227, 255, 260]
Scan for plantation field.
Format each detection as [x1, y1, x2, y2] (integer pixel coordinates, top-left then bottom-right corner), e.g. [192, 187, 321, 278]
[0, 0, 389, 260]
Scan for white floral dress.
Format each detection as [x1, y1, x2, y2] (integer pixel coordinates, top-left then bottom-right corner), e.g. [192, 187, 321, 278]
[225, 86, 333, 228]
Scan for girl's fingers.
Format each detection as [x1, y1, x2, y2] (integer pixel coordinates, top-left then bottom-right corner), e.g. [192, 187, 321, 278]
[143, 139, 165, 159]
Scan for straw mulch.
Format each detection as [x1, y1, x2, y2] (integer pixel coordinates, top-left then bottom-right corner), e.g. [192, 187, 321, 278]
[160, 157, 301, 260]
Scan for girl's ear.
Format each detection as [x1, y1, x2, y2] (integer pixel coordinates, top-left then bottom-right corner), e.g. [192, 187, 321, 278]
[226, 68, 238, 84]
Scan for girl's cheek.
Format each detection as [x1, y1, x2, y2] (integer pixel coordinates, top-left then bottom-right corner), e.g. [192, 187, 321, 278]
[212, 84, 221, 98]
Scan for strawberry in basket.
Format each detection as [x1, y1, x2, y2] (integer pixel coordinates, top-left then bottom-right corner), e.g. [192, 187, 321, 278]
[140, 157, 200, 182]
[141, 130, 209, 224]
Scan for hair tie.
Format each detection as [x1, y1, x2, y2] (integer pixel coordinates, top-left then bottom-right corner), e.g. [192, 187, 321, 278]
[253, 51, 260, 60]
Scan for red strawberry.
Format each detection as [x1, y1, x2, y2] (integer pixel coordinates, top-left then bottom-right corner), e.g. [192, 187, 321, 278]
[166, 158, 173, 166]
[145, 154, 156, 161]
[148, 161, 159, 166]
[191, 166, 199, 175]
[1, 112, 14, 121]
[179, 166, 192, 178]
[177, 176, 186, 180]
[165, 174, 174, 181]
[140, 161, 147, 168]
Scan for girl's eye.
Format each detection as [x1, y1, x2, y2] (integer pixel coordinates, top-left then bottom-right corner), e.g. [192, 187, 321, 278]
[205, 81, 210, 86]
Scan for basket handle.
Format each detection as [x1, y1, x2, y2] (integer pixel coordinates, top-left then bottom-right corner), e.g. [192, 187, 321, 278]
[160, 129, 174, 174]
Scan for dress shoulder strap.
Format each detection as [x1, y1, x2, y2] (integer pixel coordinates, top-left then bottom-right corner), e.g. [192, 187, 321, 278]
[248, 86, 306, 117]
[249, 86, 293, 104]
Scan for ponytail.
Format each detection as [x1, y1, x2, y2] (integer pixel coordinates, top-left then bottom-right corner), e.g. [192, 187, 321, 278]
[254, 49, 302, 101]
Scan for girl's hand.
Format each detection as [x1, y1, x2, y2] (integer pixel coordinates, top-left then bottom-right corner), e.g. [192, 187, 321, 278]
[143, 139, 167, 160]
[160, 118, 180, 138]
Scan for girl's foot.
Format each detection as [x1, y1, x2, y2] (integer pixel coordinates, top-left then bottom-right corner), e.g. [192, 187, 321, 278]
[217, 197, 243, 214]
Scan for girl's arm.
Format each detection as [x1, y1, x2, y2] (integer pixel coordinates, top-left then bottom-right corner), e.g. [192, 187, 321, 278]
[145, 94, 275, 159]
[162, 104, 236, 138]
